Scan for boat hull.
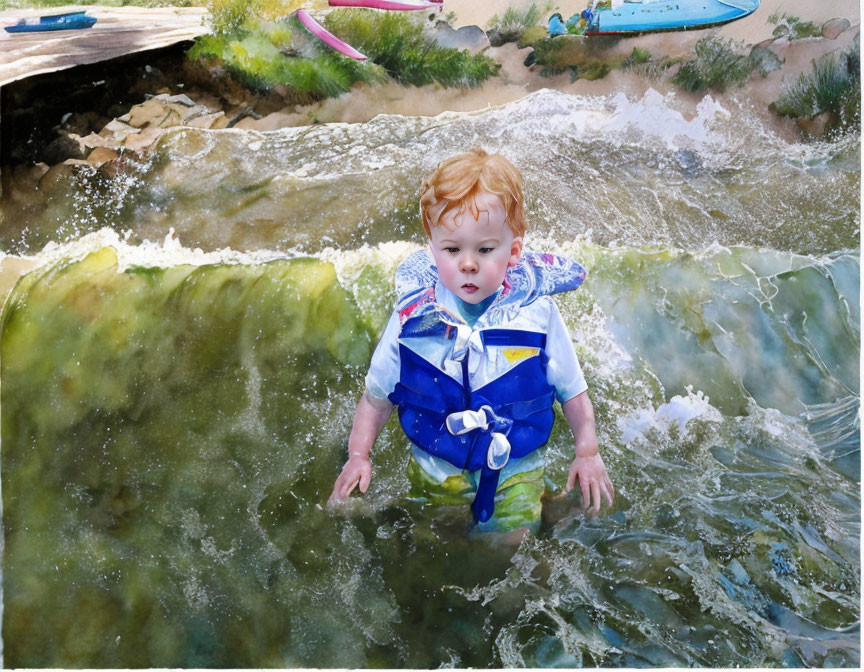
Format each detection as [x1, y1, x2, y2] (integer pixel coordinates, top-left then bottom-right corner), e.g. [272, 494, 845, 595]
[5, 12, 97, 34]
[586, 0, 759, 35]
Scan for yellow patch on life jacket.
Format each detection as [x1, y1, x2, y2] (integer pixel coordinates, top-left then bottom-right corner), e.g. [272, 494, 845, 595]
[502, 347, 540, 363]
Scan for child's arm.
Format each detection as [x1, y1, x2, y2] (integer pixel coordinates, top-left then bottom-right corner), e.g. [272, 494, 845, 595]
[329, 390, 394, 502]
[562, 390, 614, 514]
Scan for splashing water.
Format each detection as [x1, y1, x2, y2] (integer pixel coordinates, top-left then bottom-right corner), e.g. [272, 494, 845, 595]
[0, 89, 859, 667]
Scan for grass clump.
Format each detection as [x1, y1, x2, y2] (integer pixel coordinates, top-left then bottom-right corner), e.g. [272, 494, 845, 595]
[323, 10, 499, 87]
[207, 0, 259, 36]
[486, 2, 553, 46]
[621, 47, 651, 69]
[529, 36, 564, 74]
[773, 35, 860, 132]
[620, 48, 680, 80]
[572, 62, 610, 82]
[188, 16, 386, 101]
[768, 13, 822, 40]
[671, 36, 754, 93]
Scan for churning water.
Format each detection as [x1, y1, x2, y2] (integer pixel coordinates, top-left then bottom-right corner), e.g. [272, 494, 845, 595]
[0, 88, 859, 667]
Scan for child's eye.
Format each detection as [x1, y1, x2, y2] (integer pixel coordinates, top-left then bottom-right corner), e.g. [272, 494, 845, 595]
[479, 247, 493, 254]
[445, 247, 459, 254]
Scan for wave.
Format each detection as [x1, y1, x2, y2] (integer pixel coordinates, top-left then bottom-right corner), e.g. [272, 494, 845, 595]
[0, 237, 858, 666]
[1, 89, 858, 256]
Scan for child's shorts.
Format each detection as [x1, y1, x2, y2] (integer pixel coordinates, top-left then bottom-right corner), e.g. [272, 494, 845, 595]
[406, 446, 546, 533]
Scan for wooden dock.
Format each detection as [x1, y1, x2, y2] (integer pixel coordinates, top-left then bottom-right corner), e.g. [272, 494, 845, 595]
[0, 6, 209, 88]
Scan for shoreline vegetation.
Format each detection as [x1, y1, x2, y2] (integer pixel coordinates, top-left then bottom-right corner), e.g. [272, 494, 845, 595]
[0, 1, 860, 190]
[188, 9, 499, 99]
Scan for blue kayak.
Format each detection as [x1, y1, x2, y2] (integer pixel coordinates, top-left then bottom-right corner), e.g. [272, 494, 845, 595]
[585, 0, 760, 35]
[5, 11, 97, 34]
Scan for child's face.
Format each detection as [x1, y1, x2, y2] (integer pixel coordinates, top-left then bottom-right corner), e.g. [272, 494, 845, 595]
[428, 191, 523, 305]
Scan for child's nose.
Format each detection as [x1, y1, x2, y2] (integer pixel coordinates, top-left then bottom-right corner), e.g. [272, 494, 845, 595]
[460, 253, 478, 273]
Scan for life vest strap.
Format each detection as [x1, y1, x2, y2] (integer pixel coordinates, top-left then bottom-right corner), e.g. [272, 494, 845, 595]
[480, 329, 546, 349]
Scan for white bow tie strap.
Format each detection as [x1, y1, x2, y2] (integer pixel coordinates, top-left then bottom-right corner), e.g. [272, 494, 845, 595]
[444, 405, 512, 471]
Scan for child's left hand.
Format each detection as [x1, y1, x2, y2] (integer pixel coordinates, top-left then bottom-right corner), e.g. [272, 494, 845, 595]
[566, 452, 614, 514]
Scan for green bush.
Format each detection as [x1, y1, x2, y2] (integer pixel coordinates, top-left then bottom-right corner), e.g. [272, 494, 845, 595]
[486, 2, 552, 46]
[188, 19, 386, 100]
[620, 48, 680, 80]
[774, 35, 860, 131]
[569, 62, 610, 82]
[207, 0, 260, 37]
[530, 35, 564, 68]
[621, 47, 651, 69]
[323, 10, 499, 87]
[671, 36, 753, 93]
[768, 13, 822, 40]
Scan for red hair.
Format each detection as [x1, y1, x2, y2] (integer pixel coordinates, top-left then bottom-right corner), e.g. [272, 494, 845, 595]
[419, 149, 526, 238]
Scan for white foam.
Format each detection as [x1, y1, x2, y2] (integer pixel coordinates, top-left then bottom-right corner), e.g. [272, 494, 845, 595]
[618, 386, 723, 444]
[17, 227, 297, 274]
[320, 240, 422, 288]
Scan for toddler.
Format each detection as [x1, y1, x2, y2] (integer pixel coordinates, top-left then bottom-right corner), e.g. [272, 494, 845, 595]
[330, 149, 613, 534]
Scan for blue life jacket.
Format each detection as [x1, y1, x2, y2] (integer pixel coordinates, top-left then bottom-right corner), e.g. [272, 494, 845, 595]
[387, 250, 586, 523]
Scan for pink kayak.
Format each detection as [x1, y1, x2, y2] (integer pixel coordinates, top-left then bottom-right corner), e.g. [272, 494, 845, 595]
[329, 0, 442, 10]
[296, 9, 367, 60]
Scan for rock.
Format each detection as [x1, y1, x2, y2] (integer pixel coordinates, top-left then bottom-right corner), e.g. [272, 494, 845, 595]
[165, 101, 208, 123]
[750, 45, 783, 75]
[221, 82, 250, 107]
[186, 112, 228, 129]
[42, 133, 87, 164]
[100, 119, 141, 140]
[7, 163, 50, 201]
[765, 37, 791, 61]
[796, 111, 833, 138]
[822, 18, 851, 40]
[232, 111, 299, 131]
[86, 147, 120, 167]
[72, 132, 120, 152]
[228, 111, 262, 128]
[62, 159, 91, 167]
[38, 163, 77, 191]
[429, 22, 490, 53]
[28, 162, 51, 183]
[98, 155, 128, 180]
[123, 126, 164, 154]
[486, 28, 506, 47]
[61, 111, 109, 137]
[231, 116, 264, 130]
[127, 99, 179, 129]
[188, 92, 223, 114]
[164, 93, 198, 107]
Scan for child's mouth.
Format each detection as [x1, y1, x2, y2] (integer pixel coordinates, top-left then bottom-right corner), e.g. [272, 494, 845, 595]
[462, 284, 478, 293]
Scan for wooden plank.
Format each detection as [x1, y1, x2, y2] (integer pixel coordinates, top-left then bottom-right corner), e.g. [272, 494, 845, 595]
[0, 6, 209, 87]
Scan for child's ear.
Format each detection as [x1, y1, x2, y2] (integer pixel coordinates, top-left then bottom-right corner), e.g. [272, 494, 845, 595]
[508, 237, 523, 267]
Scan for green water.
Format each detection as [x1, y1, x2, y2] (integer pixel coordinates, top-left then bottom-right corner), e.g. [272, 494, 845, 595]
[0, 89, 859, 667]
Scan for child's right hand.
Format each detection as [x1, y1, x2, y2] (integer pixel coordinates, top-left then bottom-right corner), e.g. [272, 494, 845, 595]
[329, 455, 372, 503]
